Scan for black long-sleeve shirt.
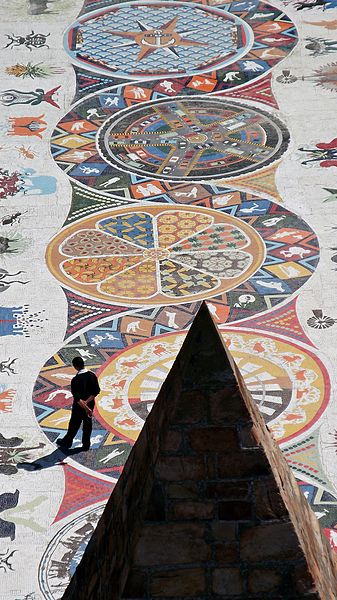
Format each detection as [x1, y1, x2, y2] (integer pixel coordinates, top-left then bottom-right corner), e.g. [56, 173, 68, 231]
[71, 370, 100, 403]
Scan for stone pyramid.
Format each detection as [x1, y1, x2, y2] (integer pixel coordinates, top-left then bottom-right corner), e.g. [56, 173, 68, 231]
[63, 303, 337, 600]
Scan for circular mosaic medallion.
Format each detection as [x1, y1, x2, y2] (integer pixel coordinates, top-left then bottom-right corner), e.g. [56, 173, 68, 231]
[98, 98, 289, 181]
[33, 324, 330, 480]
[92, 328, 329, 442]
[39, 506, 103, 599]
[46, 204, 265, 305]
[95, 330, 329, 445]
[64, 1, 253, 80]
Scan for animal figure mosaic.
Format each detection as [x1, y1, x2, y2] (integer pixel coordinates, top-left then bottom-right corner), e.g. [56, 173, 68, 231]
[0, 167, 57, 199]
[0, 385, 15, 412]
[0, 212, 24, 226]
[28, 0, 58, 14]
[8, 115, 47, 138]
[299, 138, 337, 166]
[0, 87, 60, 108]
[0, 269, 28, 293]
[305, 37, 337, 56]
[5, 32, 50, 51]
[0, 358, 17, 376]
[0, 489, 19, 540]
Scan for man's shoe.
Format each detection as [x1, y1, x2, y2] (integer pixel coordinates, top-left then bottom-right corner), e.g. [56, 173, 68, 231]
[56, 438, 71, 449]
[82, 445, 90, 451]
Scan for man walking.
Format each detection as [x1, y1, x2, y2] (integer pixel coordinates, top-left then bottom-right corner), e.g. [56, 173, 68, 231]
[56, 356, 100, 451]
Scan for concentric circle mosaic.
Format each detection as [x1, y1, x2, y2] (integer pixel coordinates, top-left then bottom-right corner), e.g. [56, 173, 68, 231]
[98, 98, 289, 181]
[33, 327, 330, 481]
[95, 330, 329, 444]
[39, 506, 104, 599]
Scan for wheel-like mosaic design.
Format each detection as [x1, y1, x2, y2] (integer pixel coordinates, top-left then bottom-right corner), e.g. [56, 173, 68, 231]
[39, 506, 104, 599]
[98, 98, 289, 181]
[33, 327, 330, 482]
[46, 204, 265, 304]
[46, 201, 319, 309]
[95, 330, 329, 444]
[65, 1, 252, 80]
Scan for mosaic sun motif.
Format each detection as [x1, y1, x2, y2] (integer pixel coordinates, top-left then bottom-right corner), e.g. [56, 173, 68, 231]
[46, 204, 265, 305]
[65, 1, 252, 80]
[32, 328, 330, 482]
[95, 330, 329, 445]
[98, 98, 289, 181]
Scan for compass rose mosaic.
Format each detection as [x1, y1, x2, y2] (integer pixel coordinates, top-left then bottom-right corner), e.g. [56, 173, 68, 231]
[65, 1, 253, 80]
[98, 98, 289, 181]
[64, 0, 298, 83]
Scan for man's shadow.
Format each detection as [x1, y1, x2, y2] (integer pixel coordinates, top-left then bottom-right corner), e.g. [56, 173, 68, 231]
[17, 447, 83, 471]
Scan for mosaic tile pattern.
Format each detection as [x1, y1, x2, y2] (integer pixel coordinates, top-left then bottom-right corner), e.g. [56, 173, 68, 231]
[2, 0, 337, 596]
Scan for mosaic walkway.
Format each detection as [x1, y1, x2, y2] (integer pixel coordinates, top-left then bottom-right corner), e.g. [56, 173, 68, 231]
[1, 0, 337, 596]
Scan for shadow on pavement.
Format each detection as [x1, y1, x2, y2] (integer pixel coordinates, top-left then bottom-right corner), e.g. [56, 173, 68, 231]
[17, 447, 83, 471]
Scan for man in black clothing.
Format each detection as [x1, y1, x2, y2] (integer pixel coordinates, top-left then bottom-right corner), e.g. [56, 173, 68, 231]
[56, 356, 100, 451]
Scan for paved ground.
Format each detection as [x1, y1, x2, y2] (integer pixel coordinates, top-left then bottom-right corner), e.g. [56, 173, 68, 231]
[1, 0, 337, 597]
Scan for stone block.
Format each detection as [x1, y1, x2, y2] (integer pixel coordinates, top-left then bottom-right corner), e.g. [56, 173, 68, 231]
[206, 455, 217, 478]
[247, 568, 282, 593]
[211, 521, 237, 542]
[292, 563, 317, 594]
[218, 500, 252, 521]
[173, 390, 207, 424]
[155, 456, 206, 481]
[213, 543, 239, 564]
[212, 568, 243, 596]
[122, 569, 147, 598]
[167, 482, 199, 499]
[209, 389, 251, 424]
[134, 523, 210, 566]
[205, 481, 250, 499]
[238, 423, 259, 449]
[240, 522, 303, 562]
[254, 478, 288, 521]
[162, 430, 183, 454]
[171, 500, 214, 520]
[145, 482, 166, 521]
[188, 427, 238, 452]
[218, 451, 270, 478]
[150, 568, 205, 597]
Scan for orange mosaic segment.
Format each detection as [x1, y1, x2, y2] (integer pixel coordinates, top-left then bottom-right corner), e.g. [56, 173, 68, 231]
[62, 256, 143, 284]
[60, 230, 144, 257]
[156, 210, 213, 248]
[99, 259, 157, 298]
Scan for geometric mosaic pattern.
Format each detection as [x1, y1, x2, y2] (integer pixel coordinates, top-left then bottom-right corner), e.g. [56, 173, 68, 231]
[3, 0, 337, 596]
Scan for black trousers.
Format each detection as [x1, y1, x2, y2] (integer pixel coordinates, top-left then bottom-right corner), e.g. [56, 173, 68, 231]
[63, 401, 94, 447]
